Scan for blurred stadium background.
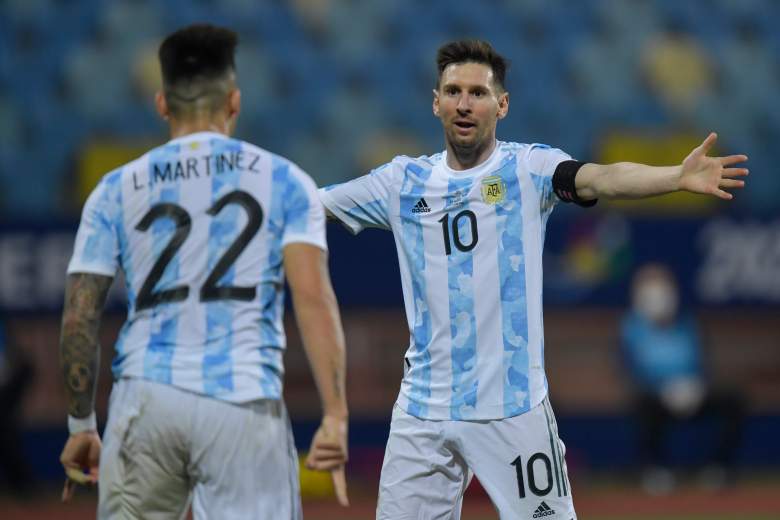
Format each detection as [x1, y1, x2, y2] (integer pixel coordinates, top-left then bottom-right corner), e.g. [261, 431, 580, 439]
[1, 0, 779, 518]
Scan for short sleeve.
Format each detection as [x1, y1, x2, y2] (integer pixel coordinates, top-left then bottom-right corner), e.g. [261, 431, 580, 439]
[67, 177, 121, 276]
[526, 144, 573, 211]
[318, 163, 395, 235]
[281, 166, 328, 251]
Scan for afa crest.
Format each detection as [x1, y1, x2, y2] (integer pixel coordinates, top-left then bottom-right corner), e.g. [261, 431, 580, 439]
[481, 176, 506, 205]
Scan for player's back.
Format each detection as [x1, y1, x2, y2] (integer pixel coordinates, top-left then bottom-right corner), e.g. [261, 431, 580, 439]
[68, 131, 325, 402]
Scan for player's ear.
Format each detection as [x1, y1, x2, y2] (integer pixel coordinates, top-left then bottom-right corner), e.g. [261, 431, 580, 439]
[432, 89, 440, 117]
[497, 90, 509, 120]
[155, 91, 169, 121]
[225, 89, 241, 135]
[228, 88, 241, 119]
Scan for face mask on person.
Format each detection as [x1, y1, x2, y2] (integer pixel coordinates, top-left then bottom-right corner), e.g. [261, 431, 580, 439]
[633, 281, 678, 323]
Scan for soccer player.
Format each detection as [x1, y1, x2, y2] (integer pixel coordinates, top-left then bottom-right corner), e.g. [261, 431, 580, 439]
[59, 24, 348, 519]
[319, 40, 748, 519]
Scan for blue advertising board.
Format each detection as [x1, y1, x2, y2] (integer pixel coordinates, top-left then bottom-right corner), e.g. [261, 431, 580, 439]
[1, 215, 778, 312]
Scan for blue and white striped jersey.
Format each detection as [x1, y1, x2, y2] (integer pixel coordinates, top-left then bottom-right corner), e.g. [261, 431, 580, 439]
[68, 131, 326, 403]
[320, 141, 570, 420]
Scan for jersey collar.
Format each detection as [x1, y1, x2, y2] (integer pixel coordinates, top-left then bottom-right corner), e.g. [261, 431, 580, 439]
[440, 140, 502, 177]
[167, 131, 228, 146]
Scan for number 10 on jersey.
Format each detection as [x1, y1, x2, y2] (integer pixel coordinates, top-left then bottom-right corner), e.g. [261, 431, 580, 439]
[438, 210, 478, 255]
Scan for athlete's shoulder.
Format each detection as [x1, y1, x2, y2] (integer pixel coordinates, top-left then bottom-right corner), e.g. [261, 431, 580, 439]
[392, 151, 443, 167]
[224, 136, 305, 178]
[79, 163, 127, 225]
[497, 140, 532, 153]
[387, 151, 443, 177]
[498, 140, 564, 158]
[119, 139, 179, 177]
[89, 153, 142, 197]
[232, 136, 271, 159]
[526, 142, 571, 158]
[268, 151, 315, 186]
[355, 154, 430, 183]
[502, 141, 573, 179]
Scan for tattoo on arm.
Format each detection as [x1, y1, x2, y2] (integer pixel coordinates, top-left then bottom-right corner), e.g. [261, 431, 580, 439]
[60, 273, 113, 418]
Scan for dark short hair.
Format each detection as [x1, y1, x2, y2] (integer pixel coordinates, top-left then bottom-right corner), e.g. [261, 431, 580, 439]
[159, 24, 238, 88]
[436, 39, 508, 91]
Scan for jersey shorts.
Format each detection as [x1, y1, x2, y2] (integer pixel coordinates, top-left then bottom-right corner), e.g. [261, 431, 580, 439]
[98, 378, 301, 520]
[377, 397, 575, 520]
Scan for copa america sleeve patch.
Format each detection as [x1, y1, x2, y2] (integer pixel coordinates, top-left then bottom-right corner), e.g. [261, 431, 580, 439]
[552, 160, 597, 207]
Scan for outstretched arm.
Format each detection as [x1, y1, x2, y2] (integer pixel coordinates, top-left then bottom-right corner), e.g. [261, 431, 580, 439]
[59, 272, 112, 500]
[575, 133, 748, 201]
[284, 243, 349, 506]
[318, 163, 395, 234]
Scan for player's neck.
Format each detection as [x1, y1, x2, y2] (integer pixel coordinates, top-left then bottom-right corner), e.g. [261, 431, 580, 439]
[445, 137, 497, 171]
[169, 117, 232, 139]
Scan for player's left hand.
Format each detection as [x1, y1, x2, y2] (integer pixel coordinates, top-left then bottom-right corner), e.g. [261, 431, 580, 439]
[305, 415, 349, 506]
[679, 132, 748, 200]
[60, 430, 101, 502]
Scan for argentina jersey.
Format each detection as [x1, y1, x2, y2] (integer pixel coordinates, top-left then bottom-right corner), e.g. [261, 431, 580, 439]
[68, 131, 326, 403]
[320, 141, 569, 420]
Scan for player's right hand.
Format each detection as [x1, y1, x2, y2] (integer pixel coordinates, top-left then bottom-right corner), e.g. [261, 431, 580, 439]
[305, 415, 349, 506]
[60, 431, 101, 502]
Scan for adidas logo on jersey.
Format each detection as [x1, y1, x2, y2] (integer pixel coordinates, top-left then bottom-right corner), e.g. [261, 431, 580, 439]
[532, 501, 555, 518]
[411, 198, 431, 213]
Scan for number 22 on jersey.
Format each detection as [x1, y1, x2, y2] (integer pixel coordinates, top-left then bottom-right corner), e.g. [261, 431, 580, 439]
[134, 190, 262, 311]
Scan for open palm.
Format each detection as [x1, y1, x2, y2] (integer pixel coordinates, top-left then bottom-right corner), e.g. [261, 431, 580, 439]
[680, 132, 749, 200]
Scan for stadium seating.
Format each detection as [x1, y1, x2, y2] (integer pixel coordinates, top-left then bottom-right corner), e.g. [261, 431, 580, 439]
[1, 0, 778, 216]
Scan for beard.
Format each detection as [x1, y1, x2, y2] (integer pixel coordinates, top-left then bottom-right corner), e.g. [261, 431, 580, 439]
[447, 125, 491, 154]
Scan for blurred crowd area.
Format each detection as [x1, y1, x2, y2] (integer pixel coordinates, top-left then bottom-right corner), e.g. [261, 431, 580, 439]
[1, 0, 780, 217]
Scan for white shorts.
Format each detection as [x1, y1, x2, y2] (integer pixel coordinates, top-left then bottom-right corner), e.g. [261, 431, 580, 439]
[98, 377, 301, 520]
[377, 397, 575, 520]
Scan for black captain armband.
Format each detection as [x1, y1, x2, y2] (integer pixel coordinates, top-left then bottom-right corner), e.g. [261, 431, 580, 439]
[552, 160, 598, 207]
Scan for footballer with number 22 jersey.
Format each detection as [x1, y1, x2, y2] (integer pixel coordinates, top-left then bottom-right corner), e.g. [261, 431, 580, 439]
[60, 25, 349, 519]
[69, 132, 324, 402]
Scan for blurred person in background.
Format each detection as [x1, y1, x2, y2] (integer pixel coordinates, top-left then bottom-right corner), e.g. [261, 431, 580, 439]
[622, 263, 745, 494]
[58, 24, 348, 518]
[0, 316, 35, 497]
